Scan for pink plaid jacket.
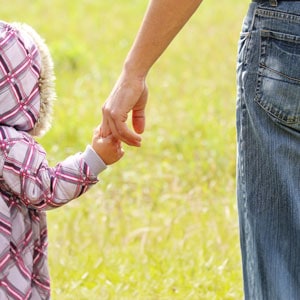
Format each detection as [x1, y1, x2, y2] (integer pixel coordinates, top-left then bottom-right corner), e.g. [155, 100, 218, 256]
[0, 21, 107, 299]
[0, 128, 106, 300]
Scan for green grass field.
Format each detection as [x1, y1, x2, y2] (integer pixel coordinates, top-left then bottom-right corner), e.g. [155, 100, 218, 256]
[3, 1, 249, 299]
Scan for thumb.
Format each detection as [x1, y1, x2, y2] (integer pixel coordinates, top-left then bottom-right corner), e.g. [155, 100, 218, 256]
[132, 110, 145, 134]
[132, 86, 148, 134]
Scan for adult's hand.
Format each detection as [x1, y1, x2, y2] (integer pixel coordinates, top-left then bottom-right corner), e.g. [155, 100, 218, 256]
[100, 71, 148, 147]
[100, 0, 202, 146]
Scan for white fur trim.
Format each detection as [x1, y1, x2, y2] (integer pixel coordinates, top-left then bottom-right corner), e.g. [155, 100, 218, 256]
[12, 22, 56, 137]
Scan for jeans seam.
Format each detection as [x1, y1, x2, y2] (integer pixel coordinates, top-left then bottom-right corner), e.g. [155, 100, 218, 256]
[256, 8, 300, 24]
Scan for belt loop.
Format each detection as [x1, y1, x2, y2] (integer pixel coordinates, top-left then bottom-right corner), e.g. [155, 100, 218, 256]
[269, 0, 278, 6]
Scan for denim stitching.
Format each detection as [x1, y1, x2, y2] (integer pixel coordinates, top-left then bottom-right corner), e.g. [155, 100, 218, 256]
[256, 8, 300, 24]
[254, 34, 300, 124]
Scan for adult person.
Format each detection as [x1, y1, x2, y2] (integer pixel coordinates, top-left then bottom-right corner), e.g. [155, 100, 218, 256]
[101, 0, 300, 299]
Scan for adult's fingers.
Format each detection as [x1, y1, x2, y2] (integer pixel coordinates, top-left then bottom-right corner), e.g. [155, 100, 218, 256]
[107, 117, 142, 147]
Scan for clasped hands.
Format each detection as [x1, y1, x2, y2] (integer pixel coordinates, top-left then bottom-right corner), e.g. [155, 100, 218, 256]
[93, 72, 148, 164]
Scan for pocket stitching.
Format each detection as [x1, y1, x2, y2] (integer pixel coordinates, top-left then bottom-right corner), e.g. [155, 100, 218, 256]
[254, 30, 300, 126]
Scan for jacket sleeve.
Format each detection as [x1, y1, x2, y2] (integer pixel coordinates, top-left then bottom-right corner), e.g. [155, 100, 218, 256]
[0, 129, 107, 211]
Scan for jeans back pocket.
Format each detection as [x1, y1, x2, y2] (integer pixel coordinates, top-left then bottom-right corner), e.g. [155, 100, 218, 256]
[255, 30, 300, 131]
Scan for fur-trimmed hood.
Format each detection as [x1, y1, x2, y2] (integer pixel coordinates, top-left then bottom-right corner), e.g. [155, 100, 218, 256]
[0, 21, 56, 137]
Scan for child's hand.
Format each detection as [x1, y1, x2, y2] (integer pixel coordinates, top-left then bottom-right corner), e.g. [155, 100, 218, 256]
[92, 126, 124, 165]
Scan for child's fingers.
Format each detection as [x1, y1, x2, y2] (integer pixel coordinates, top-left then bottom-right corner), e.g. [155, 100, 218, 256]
[93, 125, 101, 137]
[118, 146, 125, 158]
[100, 134, 121, 145]
[99, 120, 112, 138]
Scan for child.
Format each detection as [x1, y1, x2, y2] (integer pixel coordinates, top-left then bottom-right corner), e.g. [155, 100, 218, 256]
[0, 21, 124, 299]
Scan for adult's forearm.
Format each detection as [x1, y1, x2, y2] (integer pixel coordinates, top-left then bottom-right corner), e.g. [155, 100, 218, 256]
[100, 0, 203, 146]
[123, 0, 203, 78]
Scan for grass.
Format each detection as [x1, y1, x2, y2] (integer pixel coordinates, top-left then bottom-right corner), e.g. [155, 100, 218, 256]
[3, 1, 249, 299]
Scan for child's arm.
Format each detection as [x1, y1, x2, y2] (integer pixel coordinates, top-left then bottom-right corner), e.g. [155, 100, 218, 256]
[0, 126, 123, 210]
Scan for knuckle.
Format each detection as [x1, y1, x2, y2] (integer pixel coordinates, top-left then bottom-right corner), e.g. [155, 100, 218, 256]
[110, 110, 119, 120]
[102, 105, 110, 115]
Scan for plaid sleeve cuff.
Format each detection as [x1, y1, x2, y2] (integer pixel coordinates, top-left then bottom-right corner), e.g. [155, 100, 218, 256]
[81, 145, 107, 176]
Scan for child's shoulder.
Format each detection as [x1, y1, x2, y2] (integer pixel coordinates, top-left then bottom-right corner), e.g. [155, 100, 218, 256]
[0, 126, 34, 141]
[0, 126, 44, 155]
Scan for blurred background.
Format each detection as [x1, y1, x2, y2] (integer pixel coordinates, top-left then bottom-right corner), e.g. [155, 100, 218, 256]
[3, 1, 248, 299]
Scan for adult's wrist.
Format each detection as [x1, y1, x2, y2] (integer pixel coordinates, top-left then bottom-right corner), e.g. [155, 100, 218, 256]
[122, 56, 149, 81]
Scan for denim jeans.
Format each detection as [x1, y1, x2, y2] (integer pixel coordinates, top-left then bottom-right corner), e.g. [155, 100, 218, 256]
[236, 2, 300, 299]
